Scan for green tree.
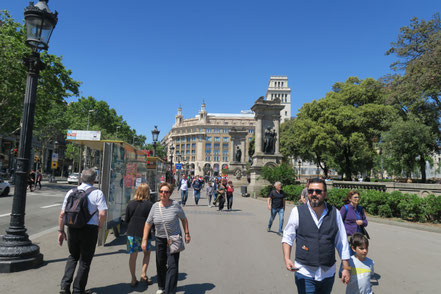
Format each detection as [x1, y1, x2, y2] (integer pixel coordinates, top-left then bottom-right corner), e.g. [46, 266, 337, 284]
[384, 13, 441, 181]
[281, 77, 396, 180]
[261, 163, 297, 186]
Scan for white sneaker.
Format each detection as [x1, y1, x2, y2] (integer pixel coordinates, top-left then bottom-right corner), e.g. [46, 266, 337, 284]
[156, 290, 164, 294]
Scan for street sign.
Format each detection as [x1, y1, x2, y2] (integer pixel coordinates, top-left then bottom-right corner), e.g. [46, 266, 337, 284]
[51, 161, 58, 169]
[176, 163, 182, 170]
[67, 130, 101, 141]
[51, 153, 58, 162]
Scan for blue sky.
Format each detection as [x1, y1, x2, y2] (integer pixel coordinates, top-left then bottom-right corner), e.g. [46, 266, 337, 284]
[3, 1, 441, 141]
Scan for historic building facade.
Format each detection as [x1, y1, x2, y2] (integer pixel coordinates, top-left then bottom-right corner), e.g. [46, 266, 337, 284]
[162, 102, 255, 177]
[265, 76, 292, 122]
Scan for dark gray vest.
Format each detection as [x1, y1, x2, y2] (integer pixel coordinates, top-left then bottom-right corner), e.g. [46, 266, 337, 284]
[295, 203, 338, 267]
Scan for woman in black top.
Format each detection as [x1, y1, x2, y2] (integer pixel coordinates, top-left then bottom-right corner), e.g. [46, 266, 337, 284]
[125, 183, 153, 287]
[267, 181, 285, 235]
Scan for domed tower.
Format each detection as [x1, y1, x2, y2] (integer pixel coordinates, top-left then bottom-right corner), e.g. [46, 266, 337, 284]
[175, 106, 183, 126]
[198, 100, 207, 123]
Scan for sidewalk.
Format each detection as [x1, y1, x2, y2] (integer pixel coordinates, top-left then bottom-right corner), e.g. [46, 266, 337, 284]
[1, 189, 440, 293]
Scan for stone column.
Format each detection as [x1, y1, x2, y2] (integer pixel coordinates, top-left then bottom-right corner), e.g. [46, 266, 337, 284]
[273, 114, 281, 154]
[255, 114, 263, 154]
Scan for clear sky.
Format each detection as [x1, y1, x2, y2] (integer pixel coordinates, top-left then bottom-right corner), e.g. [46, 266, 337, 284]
[3, 0, 441, 142]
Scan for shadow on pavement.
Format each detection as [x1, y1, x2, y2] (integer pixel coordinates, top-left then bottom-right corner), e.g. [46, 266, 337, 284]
[89, 282, 150, 293]
[177, 282, 216, 293]
[43, 249, 126, 265]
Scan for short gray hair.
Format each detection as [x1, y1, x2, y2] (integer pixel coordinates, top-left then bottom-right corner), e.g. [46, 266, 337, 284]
[81, 168, 96, 184]
[274, 181, 282, 188]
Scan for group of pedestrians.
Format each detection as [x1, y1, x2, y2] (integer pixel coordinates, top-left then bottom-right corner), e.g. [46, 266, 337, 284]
[274, 177, 372, 294]
[177, 175, 235, 211]
[57, 169, 190, 294]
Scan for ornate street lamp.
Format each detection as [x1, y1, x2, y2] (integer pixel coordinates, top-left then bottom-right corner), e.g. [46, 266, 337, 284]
[169, 145, 175, 184]
[151, 126, 160, 156]
[0, 0, 58, 272]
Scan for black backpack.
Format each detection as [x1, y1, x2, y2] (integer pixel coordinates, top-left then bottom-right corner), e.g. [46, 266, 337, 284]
[64, 187, 97, 228]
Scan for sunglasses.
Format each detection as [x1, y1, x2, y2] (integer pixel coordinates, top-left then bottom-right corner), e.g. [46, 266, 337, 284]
[159, 190, 170, 194]
[307, 189, 323, 195]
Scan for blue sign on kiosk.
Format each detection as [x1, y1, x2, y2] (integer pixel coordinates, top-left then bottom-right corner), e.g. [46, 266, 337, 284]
[176, 163, 182, 170]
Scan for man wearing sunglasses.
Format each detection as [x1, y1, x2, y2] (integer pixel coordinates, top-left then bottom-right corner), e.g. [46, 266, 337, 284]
[281, 178, 351, 294]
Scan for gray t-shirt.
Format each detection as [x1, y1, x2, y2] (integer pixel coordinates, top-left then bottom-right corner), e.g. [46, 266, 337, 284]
[146, 200, 186, 238]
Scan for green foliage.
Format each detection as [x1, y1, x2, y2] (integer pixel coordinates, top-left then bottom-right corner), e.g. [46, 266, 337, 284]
[378, 204, 393, 218]
[326, 188, 350, 209]
[397, 194, 424, 221]
[281, 77, 397, 180]
[283, 185, 304, 202]
[422, 195, 441, 223]
[261, 163, 297, 186]
[259, 185, 273, 197]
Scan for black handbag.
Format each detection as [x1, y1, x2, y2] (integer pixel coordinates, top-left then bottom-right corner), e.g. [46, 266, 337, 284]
[359, 225, 370, 239]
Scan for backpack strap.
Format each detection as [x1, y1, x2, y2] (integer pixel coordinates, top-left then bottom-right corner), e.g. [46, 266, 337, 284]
[81, 186, 98, 217]
[343, 204, 348, 221]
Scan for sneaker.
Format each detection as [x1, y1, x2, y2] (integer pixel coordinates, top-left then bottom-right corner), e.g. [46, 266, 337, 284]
[267, 227, 271, 232]
[59, 289, 71, 294]
[156, 290, 164, 294]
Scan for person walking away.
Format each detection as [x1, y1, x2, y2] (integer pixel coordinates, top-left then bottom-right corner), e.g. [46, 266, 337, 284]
[206, 182, 214, 207]
[217, 181, 226, 211]
[28, 169, 35, 192]
[35, 169, 42, 190]
[142, 183, 190, 294]
[226, 180, 234, 210]
[192, 175, 202, 206]
[267, 181, 285, 235]
[346, 233, 374, 294]
[58, 168, 108, 294]
[125, 183, 154, 287]
[177, 175, 189, 207]
[282, 178, 351, 294]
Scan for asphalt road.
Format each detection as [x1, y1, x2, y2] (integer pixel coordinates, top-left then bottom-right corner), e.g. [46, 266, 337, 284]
[0, 187, 440, 293]
[0, 183, 75, 238]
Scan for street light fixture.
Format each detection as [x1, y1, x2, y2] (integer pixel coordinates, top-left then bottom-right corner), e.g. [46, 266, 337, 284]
[151, 126, 160, 156]
[0, 0, 58, 272]
[169, 144, 175, 184]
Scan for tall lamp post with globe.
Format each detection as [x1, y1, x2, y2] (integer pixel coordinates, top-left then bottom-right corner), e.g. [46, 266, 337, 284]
[169, 144, 175, 184]
[0, 0, 58, 272]
[151, 126, 160, 157]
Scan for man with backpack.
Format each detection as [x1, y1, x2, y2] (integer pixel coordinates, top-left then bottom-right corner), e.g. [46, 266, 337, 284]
[58, 169, 108, 294]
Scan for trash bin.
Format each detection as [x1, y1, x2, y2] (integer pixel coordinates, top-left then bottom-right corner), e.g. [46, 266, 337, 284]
[241, 186, 249, 197]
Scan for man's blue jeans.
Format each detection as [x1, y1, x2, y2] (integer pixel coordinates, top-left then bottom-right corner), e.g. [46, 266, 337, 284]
[295, 272, 335, 294]
[181, 190, 188, 205]
[268, 207, 284, 233]
[194, 189, 201, 205]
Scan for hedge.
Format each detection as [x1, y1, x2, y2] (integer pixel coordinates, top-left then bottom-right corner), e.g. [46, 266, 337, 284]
[260, 185, 441, 223]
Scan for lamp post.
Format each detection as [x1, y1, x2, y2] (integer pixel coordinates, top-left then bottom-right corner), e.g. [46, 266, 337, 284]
[87, 109, 95, 130]
[298, 160, 302, 180]
[0, 0, 57, 272]
[151, 126, 160, 157]
[177, 154, 182, 183]
[169, 144, 175, 184]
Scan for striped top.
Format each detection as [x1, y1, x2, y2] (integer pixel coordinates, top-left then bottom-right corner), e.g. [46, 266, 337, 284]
[146, 200, 186, 238]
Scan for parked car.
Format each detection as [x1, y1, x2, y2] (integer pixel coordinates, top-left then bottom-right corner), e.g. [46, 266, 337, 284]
[67, 173, 79, 184]
[0, 178, 10, 196]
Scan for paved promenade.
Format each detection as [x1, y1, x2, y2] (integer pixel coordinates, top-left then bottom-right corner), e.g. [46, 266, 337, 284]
[1, 188, 440, 293]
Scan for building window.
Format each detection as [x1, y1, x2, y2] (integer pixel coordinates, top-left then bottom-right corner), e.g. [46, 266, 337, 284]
[205, 154, 211, 161]
[222, 137, 229, 142]
[186, 144, 190, 149]
[175, 145, 180, 150]
[214, 128, 220, 133]
[222, 156, 228, 162]
[222, 143, 229, 150]
[248, 129, 254, 134]
[191, 143, 196, 149]
[192, 136, 196, 141]
[182, 137, 186, 142]
[176, 137, 180, 142]
[206, 136, 212, 142]
[206, 128, 211, 133]
[214, 137, 220, 142]
[214, 143, 220, 150]
[191, 150, 195, 155]
[186, 150, 190, 155]
[285, 111, 287, 116]
[213, 156, 220, 161]
[248, 137, 252, 141]
[191, 156, 195, 161]
[205, 143, 212, 152]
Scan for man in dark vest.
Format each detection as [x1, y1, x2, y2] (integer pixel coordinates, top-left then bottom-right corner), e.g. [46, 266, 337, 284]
[282, 178, 351, 293]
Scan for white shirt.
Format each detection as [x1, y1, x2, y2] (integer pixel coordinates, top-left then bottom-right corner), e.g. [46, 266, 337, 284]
[179, 179, 188, 191]
[281, 201, 350, 281]
[62, 183, 108, 226]
[346, 255, 374, 294]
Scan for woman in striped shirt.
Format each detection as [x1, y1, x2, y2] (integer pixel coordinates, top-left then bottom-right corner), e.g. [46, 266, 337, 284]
[142, 182, 190, 294]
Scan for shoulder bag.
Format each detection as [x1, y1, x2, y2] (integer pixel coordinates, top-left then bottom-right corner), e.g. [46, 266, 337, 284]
[158, 203, 185, 254]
